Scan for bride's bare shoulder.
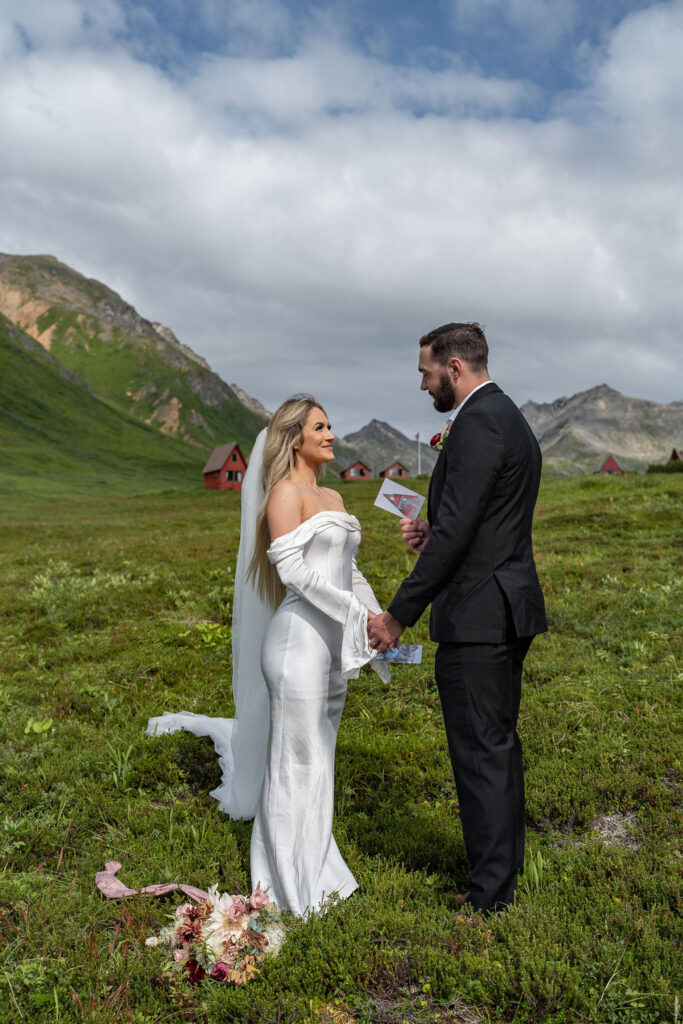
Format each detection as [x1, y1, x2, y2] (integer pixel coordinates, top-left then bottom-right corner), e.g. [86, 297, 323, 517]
[320, 485, 346, 512]
[267, 479, 304, 539]
[268, 477, 301, 501]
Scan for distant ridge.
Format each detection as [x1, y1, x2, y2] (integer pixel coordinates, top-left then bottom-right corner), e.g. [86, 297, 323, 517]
[344, 419, 437, 476]
[2, 253, 679, 484]
[344, 386, 682, 479]
[521, 384, 683, 475]
[0, 253, 267, 453]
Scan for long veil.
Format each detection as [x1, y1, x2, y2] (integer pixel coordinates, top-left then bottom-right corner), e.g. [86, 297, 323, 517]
[146, 428, 271, 820]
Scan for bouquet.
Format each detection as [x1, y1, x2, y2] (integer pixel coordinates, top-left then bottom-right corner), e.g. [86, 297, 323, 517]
[146, 886, 285, 985]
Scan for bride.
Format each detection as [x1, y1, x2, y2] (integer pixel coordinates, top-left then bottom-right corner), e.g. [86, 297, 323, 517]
[147, 395, 387, 916]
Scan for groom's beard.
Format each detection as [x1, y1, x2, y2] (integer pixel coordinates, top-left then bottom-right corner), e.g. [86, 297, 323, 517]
[431, 371, 457, 413]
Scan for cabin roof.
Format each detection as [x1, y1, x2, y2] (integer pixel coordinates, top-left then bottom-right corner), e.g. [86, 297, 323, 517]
[202, 443, 240, 474]
[601, 454, 624, 468]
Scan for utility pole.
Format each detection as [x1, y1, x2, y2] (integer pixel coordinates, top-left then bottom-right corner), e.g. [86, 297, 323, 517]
[415, 432, 421, 476]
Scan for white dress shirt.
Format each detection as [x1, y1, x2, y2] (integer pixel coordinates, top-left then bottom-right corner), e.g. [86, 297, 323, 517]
[447, 379, 493, 425]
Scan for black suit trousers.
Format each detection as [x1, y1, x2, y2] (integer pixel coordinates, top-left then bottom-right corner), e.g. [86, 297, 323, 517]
[435, 632, 532, 913]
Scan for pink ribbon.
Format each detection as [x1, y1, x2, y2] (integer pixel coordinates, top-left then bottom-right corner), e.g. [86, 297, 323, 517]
[95, 861, 210, 903]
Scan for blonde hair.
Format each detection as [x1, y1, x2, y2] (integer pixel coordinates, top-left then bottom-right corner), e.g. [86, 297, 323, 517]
[248, 394, 328, 608]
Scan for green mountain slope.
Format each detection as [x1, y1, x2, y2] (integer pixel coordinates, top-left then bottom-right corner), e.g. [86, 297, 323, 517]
[0, 313, 203, 497]
[0, 253, 267, 452]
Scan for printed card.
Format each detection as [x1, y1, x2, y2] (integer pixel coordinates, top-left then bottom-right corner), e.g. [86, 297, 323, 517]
[374, 478, 425, 521]
[374, 644, 423, 664]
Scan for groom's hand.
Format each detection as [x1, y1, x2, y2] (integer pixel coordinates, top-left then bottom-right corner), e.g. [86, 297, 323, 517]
[368, 611, 405, 654]
[400, 516, 430, 552]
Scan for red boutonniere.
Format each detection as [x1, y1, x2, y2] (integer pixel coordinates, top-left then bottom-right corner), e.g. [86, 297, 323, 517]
[430, 423, 451, 452]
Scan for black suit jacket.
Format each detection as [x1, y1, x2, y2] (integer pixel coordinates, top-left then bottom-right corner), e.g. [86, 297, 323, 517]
[388, 383, 547, 643]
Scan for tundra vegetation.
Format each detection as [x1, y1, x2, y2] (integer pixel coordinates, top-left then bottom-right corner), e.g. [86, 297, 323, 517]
[0, 474, 680, 1023]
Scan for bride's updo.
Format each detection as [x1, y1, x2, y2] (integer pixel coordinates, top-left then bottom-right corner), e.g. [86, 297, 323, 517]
[249, 394, 329, 608]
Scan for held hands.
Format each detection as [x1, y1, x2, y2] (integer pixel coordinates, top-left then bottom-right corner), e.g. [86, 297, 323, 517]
[400, 516, 430, 552]
[367, 610, 405, 654]
[366, 516, 422, 654]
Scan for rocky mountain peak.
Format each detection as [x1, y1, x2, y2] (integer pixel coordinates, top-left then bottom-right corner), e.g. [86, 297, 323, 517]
[521, 384, 682, 474]
[0, 252, 161, 344]
[0, 253, 268, 453]
[344, 419, 437, 476]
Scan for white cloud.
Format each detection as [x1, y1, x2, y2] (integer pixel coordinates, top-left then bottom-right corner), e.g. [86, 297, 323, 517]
[190, 36, 536, 129]
[221, 0, 296, 54]
[591, 1, 683, 132]
[0, 0, 124, 57]
[0, 1, 681, 438]
[0, 0, 83, 55]
[451, 0, 578, 49]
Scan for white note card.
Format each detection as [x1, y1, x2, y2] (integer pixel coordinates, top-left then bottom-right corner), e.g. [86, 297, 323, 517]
[374, 478, 425, 520]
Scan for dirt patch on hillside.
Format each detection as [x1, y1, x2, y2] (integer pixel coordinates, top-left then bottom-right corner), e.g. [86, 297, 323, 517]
[0, 284, 55, 349]
[147, 396, 182, 434]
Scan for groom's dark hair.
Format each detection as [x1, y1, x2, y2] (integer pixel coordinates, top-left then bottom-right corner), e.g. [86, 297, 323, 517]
[419, 322, 488, 372]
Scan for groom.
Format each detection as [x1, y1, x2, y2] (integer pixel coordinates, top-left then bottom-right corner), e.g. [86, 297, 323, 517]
[368, 322, 547, 914]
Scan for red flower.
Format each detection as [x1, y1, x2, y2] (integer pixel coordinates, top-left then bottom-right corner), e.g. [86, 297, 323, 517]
[185, 959, 206, 984]
[430, 423, 451, 452]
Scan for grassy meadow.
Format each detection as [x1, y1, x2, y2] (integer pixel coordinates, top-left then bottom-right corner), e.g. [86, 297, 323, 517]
[0, 474, 681, 1023]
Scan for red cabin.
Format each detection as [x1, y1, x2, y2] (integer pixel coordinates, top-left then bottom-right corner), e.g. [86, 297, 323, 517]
[668, 448, 682, 463]
[599, 455, 625, 477]
[379, 462, 409, 479]
[203, 443, 248, 491]
[340, 460, 372, 481]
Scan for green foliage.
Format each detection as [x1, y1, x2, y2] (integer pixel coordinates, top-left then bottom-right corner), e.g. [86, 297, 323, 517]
[33, 301, 266, 452]
[0, 474, 681, 1022]
[0, 314, 202, 497]
[647, 460, 683, 473]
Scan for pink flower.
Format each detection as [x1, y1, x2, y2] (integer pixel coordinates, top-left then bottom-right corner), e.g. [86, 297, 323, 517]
[210, 962, 230, 981]
[228, 899, 247, 920]
[249, 889, 270, 910]
[175, 903, 193, 918]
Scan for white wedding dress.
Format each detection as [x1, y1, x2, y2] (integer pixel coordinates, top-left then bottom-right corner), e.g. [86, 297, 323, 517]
[147, 430, 387, 917]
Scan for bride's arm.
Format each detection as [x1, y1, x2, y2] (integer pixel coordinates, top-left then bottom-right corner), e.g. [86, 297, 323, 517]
[269, 543, 356, 625]
[268, 534, 375, 678]
[351, 556, 382, 615]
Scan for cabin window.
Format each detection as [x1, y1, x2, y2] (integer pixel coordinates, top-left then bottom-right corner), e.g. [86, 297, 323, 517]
[232, 453, 238, 462]
[226, 470, 234, 481]
[236, 472, 243, 482]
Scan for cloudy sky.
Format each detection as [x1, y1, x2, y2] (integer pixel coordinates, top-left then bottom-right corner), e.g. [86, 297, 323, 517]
[1, 0, 681, 437]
